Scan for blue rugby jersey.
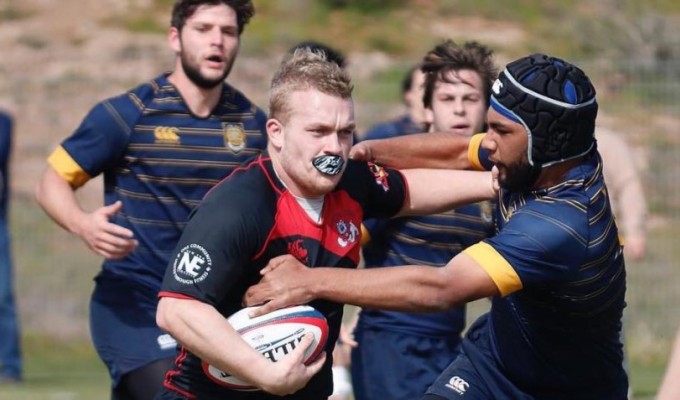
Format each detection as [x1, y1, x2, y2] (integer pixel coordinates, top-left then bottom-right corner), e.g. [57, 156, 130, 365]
[360, 114, 424, 141]
[461, 147, 628, 397]
[47, 73, 267, 291]
[360, 201, 495, 337]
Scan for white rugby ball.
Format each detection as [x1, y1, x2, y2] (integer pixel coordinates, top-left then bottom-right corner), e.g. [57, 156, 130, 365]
[202, 305, 329, 391]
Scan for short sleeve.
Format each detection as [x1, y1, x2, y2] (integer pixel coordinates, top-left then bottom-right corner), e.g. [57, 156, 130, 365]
[345, 161, 407, 220]
[160, 186, 266, 306]
[48, 98, 136, 186]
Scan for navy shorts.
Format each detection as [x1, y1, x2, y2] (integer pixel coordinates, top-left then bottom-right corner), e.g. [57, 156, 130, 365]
[424, 316, 628, 400]
[351, 324, 461, 400]
[90, 275, 177, 387]
[423, 324, 533, 400]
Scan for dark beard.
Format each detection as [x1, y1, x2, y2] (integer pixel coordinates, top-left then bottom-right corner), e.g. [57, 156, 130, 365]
[499, 155, 542, 192]
[181, 54, 231, 89]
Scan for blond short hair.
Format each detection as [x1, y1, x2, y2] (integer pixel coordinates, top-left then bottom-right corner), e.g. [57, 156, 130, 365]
[269, 47, 353, 124]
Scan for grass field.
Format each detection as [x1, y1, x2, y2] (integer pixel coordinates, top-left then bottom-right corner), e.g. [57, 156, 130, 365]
[0, 330, 668, 399]
[0, 335, 109, 399]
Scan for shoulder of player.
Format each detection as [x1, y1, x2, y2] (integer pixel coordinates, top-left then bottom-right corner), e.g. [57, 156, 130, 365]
[507, 193, 590, 238]
[339, 160, 402, 194]
[220, 82, 264, 114]
[203, 157, 275, 207]
[342, 159, 371, 177]
[85, 77, 161, 129]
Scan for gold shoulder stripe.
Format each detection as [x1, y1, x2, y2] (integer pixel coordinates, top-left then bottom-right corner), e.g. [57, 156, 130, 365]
[47, 146, 91, 188]
[463, 242, 522, 296]
[467, 133, 486, 171]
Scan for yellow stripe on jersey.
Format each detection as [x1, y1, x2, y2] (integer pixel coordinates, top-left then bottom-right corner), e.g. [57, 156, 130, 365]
[47, 145, 91, 188]
[464, 241, 522, 296]
[467, 133, 487, 171]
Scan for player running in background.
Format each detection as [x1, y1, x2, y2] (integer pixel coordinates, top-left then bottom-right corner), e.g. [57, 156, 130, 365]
[596, 127, 647, 261]
[34, 1, 266, 399]
[154, 47, 495, 399]
[247, 53, 629, 399]
[352, 40, 498, 400]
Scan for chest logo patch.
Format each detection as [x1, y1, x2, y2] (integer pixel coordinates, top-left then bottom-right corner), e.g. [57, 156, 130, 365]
[336, 219, 359, 248]
[172, 244, 212, 284]
[154, 126, 180, 144]
[223, 123, 246, 152]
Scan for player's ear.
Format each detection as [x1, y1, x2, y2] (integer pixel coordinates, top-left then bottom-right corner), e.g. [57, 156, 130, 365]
[424, 107, 434, 126]
[267, 118, 284, 150]
[168, 27, 181, 53]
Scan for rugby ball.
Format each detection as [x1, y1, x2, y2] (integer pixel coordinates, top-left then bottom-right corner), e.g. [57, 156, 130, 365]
[202, 305, 329, 391]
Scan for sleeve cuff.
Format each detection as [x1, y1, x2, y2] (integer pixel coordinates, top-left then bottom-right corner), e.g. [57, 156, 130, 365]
[467, 133, 494, 171]
[47, 146, 91, 188]
[463, 241, 522, 296]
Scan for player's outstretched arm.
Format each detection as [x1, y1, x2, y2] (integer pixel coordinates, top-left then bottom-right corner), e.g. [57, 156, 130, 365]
[245, 253, 499, 316]
[156, 296, 325, 395]
[397, 168, 495, 217]
[350, 132, 473, 169]
[35, 166, 138, 259]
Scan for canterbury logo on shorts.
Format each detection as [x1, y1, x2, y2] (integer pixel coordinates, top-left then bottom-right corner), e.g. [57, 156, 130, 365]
[446, 376, 470, 395]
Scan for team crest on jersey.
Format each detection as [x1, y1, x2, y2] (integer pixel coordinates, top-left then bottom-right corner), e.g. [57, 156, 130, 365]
[336, 219, 359, 248]
[223, 123, 246, 152]
[368, 162, 390, 192]
[154, 126, 181, 144]
[172, 244, 212, 284]
[288, 239, 309, 264]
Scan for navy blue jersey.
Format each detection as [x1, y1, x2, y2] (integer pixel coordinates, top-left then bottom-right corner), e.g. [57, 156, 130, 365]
[450, 148, 628, 398]
[47, 73, 267, 290]
[361, 202, 495, 337]
[359, 114, 424, 142]
[158, 155, 407, 399]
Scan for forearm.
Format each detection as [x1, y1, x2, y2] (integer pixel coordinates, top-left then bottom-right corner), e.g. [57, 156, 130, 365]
[307, 265, 460, 312]
[398, 169, 494, 217]
[362, 132, 472, 169]
[157, 297, 272, 386]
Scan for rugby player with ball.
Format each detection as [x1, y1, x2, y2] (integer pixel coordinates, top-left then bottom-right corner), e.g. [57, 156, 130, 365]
[155, 47, 496, 399]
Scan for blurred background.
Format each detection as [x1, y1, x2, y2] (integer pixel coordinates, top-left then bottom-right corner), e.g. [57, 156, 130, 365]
[1, 0, 679, 398]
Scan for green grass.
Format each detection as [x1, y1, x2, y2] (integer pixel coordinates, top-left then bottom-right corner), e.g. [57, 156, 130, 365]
[0, 335, 109, 399]
[0, 329, 667, 398]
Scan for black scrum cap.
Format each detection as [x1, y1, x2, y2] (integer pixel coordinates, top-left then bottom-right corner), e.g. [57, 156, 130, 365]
[490, 53, 598, 167]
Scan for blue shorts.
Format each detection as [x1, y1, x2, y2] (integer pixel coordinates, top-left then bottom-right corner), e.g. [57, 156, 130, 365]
[425, 317, 628, 400]
[351, 324, 461, 400]
[424, 320, 532, 400]
[423, 346, 523, 400]
[90, 274, 177, 387]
